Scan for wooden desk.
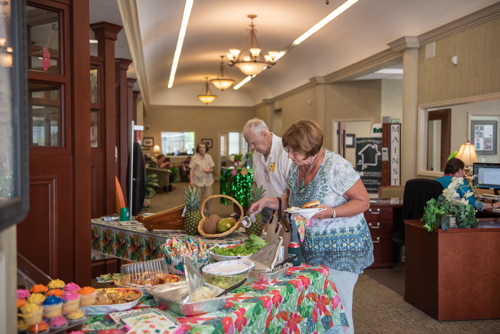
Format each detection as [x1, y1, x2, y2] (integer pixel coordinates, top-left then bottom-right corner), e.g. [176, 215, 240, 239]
[364, 198, 403, 269]
[404, 219, 500, 321]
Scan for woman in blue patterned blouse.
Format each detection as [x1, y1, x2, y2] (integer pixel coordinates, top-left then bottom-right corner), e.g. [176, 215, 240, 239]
[249, 120, 374, 333]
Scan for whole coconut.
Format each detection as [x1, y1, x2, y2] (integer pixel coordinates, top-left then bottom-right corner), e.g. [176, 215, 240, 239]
[204, 214, 221, 234]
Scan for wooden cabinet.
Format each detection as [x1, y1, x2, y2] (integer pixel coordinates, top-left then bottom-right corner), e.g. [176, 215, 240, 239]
[364, 199, 402, 269]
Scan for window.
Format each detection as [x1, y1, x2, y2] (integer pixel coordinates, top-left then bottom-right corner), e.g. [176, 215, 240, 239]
[29, 82, 61, 146]
[161, 132, 194, 156]
[27, 6, 61, 73]
[228, 132, 247, 155]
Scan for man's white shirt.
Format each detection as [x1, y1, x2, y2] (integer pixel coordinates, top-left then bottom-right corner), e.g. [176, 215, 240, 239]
[252, 133, 292, 198]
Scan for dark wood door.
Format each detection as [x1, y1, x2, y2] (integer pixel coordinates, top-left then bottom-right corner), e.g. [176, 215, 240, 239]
[427, 109, 451, 172]
[18, 0, 91, 285]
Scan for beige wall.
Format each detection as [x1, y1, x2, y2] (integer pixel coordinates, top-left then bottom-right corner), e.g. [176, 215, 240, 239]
[0, 226, 17, 333]
[418, 17, 500, 105]
[274, 87, 317, 137]
[381, 79, 403, 120]
[142, 105, 255, 180]
[326, 80, 382, 151]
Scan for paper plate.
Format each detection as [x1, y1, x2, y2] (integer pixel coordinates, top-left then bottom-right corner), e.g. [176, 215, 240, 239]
[285, 208, 325, 215]
[202, 260, 255, 276]
[84, 288, 142, 315]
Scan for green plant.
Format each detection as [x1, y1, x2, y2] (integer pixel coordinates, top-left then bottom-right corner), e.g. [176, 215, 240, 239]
[145, 174, 159, 198]
[421, 177, 477, 232]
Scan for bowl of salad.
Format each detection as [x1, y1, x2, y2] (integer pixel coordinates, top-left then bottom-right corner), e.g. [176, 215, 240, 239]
[202, 260, 255, 290]
[209, 234, 267, 262]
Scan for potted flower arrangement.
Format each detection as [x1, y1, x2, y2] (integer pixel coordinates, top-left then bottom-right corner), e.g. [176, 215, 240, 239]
[421, 176, 477, 232]
[229, 154, 244, 167]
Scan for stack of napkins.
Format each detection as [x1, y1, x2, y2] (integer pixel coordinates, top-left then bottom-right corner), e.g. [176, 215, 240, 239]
[127, 317, 181, 334]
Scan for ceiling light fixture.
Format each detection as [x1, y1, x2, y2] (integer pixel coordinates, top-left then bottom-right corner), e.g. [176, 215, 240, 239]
[227, 15, 278, 76]
[168, 0, 194, 89]
[197, 77, 217, 104]
[233, 0, 359, 89]
[375, 68, 403, 74]
[210, 56, 234, 91]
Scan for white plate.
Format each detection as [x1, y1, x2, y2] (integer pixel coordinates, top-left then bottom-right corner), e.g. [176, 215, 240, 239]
[202, 260, 255, 276]
[285, 208, 325, 215]
[84, 288, 142, 315]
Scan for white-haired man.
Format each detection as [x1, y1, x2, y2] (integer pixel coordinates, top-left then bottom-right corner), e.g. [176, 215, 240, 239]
[243, 118, 292, 225]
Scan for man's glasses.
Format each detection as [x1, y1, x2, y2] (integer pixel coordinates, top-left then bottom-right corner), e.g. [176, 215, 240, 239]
[283, 147, 299, 156]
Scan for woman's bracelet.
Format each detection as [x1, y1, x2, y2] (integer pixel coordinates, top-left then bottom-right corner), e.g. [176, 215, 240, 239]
[332, 208, 336, 219]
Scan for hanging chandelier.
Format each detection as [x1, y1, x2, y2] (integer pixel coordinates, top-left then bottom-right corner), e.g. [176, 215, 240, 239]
[210, 56, 234, 91]
[197, 77, 217, 104]
[227, 14, 278, 76]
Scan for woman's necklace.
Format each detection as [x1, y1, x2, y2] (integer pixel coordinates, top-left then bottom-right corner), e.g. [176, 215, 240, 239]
[300, 153, 319, 187]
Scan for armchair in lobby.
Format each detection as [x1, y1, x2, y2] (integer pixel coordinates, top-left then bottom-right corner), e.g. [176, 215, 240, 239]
[146, 167, 170, 191]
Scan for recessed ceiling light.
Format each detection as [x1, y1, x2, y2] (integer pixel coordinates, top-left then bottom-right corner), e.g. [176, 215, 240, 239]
[375, 69, 404, 74]
[168, 0, 194, 89]
[234, 0, 359, 89]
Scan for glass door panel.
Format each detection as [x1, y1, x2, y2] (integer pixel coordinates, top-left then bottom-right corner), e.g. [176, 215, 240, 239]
[29, 82, 61, 146]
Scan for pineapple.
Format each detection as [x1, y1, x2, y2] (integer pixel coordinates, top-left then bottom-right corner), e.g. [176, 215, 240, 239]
[184, 187, 202, 235]
[246, 185, 266, 237]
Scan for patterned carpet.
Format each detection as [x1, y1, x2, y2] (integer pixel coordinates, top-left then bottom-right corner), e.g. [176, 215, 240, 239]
[353, 274, 500, 334]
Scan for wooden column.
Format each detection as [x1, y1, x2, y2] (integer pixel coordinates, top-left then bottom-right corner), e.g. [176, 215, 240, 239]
[133, 90, 141, 143]
[90, 22, 122, 214]
[127, 79, 138, 144]
[72, 0, 91, 285]
[115, 59, 133, 195]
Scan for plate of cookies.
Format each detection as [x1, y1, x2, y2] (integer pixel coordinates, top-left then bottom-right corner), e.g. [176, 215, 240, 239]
[84, 288, 142, 315]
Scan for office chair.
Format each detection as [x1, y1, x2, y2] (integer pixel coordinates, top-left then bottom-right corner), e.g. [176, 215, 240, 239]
[392, 179, 443, 262]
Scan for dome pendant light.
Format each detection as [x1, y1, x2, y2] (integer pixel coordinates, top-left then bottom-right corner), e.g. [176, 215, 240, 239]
[210, 56, 234, 91]
[227, 14, 278, 76]
[197, 77, 217, 104]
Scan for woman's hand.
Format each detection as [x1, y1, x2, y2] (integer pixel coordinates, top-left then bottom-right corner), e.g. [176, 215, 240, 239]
[190, 181, 194, 188]
[313, 204, 334, 219]
[248, 199, 266, 214]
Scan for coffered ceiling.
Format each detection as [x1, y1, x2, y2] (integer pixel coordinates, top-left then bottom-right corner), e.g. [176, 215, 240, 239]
[89, 0, 499, 107]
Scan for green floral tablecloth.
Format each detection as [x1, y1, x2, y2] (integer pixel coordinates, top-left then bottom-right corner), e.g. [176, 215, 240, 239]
[91, 219, 250, 262]
[83, 264, 348, 334]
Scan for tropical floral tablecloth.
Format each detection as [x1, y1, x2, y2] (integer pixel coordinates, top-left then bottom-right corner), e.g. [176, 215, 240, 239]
[91, 219, 250, 262]
[83, 264, 348, 334]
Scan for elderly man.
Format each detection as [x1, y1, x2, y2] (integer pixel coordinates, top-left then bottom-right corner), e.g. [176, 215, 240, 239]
[243, 118, 292, 225]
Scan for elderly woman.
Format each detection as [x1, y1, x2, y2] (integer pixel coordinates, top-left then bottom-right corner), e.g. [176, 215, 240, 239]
[249, 120, 373, 333]
[189, 142, 214, 214]
[435, 158, 500, 211]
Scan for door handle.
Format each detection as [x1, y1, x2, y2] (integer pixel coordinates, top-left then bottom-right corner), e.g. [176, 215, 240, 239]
[368, 208, 380, 215]
[372, 237, 380, 243]
[369, 223, 380, 229]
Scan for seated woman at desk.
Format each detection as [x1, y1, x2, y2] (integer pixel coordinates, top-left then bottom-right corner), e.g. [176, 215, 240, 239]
[435, 158, 500, 211]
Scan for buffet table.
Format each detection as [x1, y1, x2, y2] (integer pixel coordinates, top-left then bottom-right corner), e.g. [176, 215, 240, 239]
[83, 265, 348, 333]
[91, 219, 248, 262]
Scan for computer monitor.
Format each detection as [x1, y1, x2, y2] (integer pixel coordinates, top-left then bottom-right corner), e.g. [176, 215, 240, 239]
[472, 163, 500, 190]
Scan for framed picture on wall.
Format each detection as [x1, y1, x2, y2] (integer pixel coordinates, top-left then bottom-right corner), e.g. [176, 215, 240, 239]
[346, 134, 356, 148]
[143, 137, 154, 147]
[201, 138, 213, 148]
[470, 121, 497, 155]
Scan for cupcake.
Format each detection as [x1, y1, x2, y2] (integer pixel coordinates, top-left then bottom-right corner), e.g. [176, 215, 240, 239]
[77, 286, 96, 306]
[30, 285, 48, 294]
[27, 321, 49, 334]
[65, 309, 84, 324]
[17, 289, 30, 299]
[63, 282, 81, 293]
[17, 298, 27, 309]
[48, 315, 68, 331]
[46, 289, 63, 298]
[27, 293, 45, 307]
[42, 295, 63, 319]
[47, 279, 65, 290]
[19, 303, 43, 326]
[17, 318, 30, 333]
[61, 291, 80, 314]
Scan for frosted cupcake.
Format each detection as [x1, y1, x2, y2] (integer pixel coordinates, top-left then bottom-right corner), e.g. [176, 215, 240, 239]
[63, 282, 81, 293]
[27, 321, 49, 334]
[47, 279, 65, 290]
[66, 309, 84, 325]
[17, 298, 27, 309]
[77, 286, 96, 306]
[30, 285, 48, 295]
[19, 303, 43, 326]
[17, 289, 30, 299]
[17, 318, 30, 333]
[46, 289, 63, 298]
[61, 291, 80, 314]
[48, 315, 68, 331]
[42, 295, 63, 319]
[26, 294, 45, 307]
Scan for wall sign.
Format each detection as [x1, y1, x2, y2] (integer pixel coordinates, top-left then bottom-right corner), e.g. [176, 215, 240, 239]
[390, 123, 401, 185]
[356, 137, 382, 193]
